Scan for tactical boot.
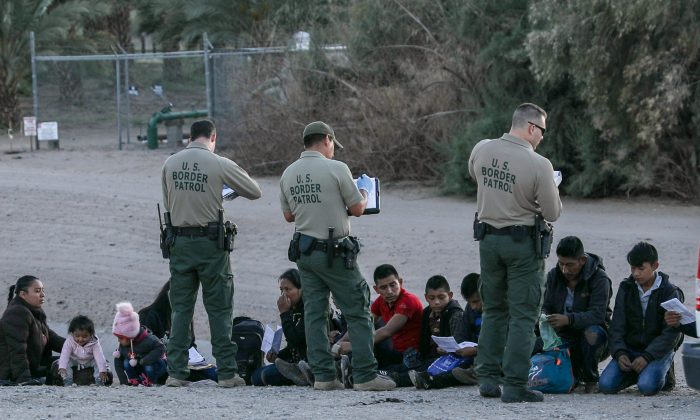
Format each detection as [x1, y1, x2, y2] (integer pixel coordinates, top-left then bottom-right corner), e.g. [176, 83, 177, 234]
[353, 374, 396, 391]
[165, 376, 190, 387]
[501, 387, 544, 403]
[217, 375, 246, 388]
[314, 379, 345, 390]
[479, 383, 502, 398]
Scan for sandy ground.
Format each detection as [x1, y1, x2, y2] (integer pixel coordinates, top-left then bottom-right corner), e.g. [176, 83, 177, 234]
[0, 142, 699, 419]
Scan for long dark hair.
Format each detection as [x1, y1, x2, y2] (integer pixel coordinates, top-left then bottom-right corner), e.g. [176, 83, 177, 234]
[279, 268, 301, 289]
[140, 281, 172, 326]
[8, 275, 39, 303]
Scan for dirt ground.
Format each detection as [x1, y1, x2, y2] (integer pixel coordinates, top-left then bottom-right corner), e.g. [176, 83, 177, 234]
[0, 141, 699, 419]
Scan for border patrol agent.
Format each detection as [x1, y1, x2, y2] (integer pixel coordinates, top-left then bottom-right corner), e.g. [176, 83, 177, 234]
[279, 121, 395, 391]
[468, 103, 562, 403]
[162, 120, 261, 387]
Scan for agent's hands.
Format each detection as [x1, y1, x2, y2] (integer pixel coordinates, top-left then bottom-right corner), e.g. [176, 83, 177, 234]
[546, 314, 570, 329]
[58, 368, 67, 379]
[617, 354, 632, 372]
[356, 174, 374, 196]
[665, 311, 682, 328]
[277, 294, 292, 313]
[338, 342, 353, 355]
[266, 350, 278, 363]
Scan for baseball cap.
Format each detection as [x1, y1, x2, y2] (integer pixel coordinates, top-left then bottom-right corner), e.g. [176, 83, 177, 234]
[303, 121, 344, 150]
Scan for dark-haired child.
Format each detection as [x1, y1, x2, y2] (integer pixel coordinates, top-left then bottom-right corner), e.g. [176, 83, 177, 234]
[58, 315, 109, 386]
[599, 242, 682, 396]
[410, 273, 481, 389]
[112, 302, 166, 386]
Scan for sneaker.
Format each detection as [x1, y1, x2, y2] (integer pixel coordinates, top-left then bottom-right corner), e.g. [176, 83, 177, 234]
[217, 375, 246, 388]
[353, 374, 396, 391]
[452, 367, 478, 385]
[297, 360, 315, 386]
[409, 371, 431, 390]
[340, 355, 353, 388]
[165, 376, 191, 387]
[408, 370, 418, 387]
[63, 379, 73, 387]
[314, 379, 345, 390]
[501, 388, 544, 403]
[275, 359, 310, 386]
[479, 383, 502, 398]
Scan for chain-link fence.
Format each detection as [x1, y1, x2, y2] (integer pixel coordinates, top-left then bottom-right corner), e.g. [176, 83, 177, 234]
[30, 32, 340, 157]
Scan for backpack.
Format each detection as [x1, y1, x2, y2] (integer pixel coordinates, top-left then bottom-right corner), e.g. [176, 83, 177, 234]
[527, 347, 574, 394]
[231, 316, 264, 385]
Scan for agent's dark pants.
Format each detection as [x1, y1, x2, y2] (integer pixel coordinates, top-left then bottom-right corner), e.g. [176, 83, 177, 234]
[297, 250, 378, 384]
[167, 236, 238, 381]
[475, 234, 545, 392]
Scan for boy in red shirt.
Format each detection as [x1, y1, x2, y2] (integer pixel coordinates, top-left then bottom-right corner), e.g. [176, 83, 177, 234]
[338, 264, 423, 370]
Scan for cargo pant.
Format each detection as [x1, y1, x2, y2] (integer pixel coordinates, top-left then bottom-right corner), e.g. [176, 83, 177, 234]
[297, 249, 378, 384]
[167, 236, 237, 381]
[475, 233, 545, 391]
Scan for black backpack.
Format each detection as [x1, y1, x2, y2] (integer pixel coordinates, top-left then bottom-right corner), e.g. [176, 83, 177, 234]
[232, 316, 264, 384]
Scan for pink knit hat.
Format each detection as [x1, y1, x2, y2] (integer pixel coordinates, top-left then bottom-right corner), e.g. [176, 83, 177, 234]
[112, 302, 140, 339]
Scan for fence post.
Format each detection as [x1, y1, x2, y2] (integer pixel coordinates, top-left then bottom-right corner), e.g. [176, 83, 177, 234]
[113, 48, 122, 151]
[118, 45, 131, 145]
[30, 31, 39, 151]
[203, 33, 213, 119]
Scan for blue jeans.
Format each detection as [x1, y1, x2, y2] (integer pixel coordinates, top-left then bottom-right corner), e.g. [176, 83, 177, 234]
[123, 359, 167, 384]
[599, 351, 674, 395]
[562, 325, 608, 383]
[251, 364, 293, 386]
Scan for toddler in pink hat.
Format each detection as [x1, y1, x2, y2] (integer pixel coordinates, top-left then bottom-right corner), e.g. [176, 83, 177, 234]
[112, 302, 166, 386]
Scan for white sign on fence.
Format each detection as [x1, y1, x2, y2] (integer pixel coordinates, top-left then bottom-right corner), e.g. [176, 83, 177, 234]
[37, 122, 59, 141]
[23, 116, 37, 136]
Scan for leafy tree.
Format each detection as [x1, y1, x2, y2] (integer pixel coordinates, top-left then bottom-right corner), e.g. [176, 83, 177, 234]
[527, 0, 700, 199]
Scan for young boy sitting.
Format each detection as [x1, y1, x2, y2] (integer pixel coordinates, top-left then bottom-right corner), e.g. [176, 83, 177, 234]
[337, 264, 423, 372]
[410, 273, 482, 389]
[599, 242, 682, 396]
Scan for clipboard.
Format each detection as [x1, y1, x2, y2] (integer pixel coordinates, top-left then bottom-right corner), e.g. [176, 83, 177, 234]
[354, 176, 380, 215]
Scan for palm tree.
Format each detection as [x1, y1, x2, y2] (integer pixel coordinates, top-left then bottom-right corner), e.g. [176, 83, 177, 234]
[0, 0, 106, 129]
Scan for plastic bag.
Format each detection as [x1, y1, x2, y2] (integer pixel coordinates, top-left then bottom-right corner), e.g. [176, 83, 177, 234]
[539, 313, 563, 351]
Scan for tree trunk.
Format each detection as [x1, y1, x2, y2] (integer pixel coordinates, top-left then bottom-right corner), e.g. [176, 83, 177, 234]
[0, 79, 20, 130]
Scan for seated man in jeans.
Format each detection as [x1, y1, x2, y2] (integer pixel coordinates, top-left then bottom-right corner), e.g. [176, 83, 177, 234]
[599, 242, 682, 396]
[541, 236, 612, 393]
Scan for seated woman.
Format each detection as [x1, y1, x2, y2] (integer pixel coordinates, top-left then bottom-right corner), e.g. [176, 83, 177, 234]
[0, 275, 65, 385]
[252, 269, 310, 386]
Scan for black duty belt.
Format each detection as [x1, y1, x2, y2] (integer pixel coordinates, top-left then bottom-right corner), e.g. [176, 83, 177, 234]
[485, 224, 533, 236]
[172, 226, 210, 237]
[312, 238, 349, 253]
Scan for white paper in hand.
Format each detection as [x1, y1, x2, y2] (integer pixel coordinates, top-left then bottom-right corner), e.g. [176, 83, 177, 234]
[661, 298, 695, 325]
[553, 171, 562, 187]
[262, 324, 284, 353]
